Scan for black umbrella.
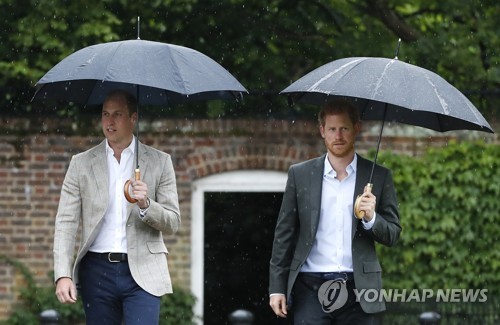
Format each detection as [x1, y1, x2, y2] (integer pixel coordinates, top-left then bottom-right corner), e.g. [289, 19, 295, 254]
[33, 39, 247, 106]
[33, 38, 247, 202]
[281, 53, 494, 218]
[281, 57, 493, 133]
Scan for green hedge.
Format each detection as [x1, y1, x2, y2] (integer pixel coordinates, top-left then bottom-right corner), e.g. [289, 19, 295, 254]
[0, 255, 196, 325]
[376, 140, 500, 294]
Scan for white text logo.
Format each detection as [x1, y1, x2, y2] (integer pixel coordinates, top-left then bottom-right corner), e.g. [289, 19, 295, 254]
[353, 289, 488, 303]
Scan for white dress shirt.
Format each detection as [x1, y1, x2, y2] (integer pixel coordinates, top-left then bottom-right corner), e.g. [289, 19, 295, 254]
[89, 137, 135, 253]
[301, 154, 375, 273]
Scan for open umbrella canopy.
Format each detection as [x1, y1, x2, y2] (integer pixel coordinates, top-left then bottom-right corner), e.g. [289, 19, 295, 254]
[32, 39, 247, 106]
[281, 57, 493, 134]
[32, 38, 248, 203]
[281, 55, 494, 218]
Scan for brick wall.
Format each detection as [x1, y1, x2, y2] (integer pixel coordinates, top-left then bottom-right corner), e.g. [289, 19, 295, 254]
[0, 116, 497, 319]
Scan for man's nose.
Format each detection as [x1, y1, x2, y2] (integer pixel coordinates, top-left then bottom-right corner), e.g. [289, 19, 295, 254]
[104, 116, 115, 124]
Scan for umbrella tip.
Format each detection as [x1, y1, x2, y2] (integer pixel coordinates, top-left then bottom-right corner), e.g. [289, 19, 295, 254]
[137, 16, 141, 40]
[394, 38, 401, 60]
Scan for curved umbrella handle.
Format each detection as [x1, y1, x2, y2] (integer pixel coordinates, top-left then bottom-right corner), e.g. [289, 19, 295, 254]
[124, 169, 140, 203]
[354, 183, 373, 219]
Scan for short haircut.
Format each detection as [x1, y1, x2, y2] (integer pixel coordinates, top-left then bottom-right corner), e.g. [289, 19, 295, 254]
[104, 90, 138, 116]
[318, 99, 360, 126]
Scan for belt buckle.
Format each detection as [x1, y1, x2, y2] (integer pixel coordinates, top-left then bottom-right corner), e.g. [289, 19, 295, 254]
[324, 272, 348, 283]
[108, 252, 120, 263]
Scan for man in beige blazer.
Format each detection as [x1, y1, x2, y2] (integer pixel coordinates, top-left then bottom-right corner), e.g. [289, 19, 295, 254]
[53, 90, 180, 324]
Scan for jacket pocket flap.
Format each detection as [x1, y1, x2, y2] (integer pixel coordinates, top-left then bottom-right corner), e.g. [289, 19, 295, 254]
[147, 241, 168, 254]
[363, 261, 382, 273]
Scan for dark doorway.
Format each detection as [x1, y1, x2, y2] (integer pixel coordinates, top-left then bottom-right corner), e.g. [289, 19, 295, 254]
[204, 192, 290, 325]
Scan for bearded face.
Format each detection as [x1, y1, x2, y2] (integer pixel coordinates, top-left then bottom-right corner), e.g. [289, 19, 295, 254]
[320, 112, 360, 159]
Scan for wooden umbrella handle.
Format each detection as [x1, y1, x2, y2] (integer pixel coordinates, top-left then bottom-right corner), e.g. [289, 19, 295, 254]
[354, 183, 373, 219]
[124, 168, 140, 203]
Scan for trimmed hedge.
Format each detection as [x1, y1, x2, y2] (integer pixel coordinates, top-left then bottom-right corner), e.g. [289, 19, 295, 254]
[376, 140, 500, 294]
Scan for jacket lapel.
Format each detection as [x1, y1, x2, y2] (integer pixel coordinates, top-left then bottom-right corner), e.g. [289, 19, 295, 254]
[309, 155, 325, 237]
[91, 141, 109, 203]
[138, 142, 149, 180]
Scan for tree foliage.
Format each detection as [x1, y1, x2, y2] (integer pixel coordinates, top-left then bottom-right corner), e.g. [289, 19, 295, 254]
[377, 141, 500, 294]
[0, 0, 499, 119]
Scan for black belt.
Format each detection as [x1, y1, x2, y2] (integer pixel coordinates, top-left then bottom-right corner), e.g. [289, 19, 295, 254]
[87, 252, 128, 263]
[300, 272, 354, 282]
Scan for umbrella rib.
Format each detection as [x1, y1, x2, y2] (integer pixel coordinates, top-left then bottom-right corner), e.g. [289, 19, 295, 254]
[102, 42, 125, 82]
[463, 94, 488, 125]
[165, 45, 191, 95]
[372, 60, 396, 99]
[77, 43, 125, 106]
[307, 59, 363, 92]
[425, 75, 450, 115]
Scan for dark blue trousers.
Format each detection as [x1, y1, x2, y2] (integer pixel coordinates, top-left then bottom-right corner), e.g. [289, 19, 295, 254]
[292, 273, 379, 325]
[79, 253, 161, 325]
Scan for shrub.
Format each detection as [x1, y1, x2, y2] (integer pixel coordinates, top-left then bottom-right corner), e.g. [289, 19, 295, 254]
[0, 255, 195, 325]
[0, 255, 85, 325]
[376, 141, 500, 294]
[160, 287, 197, 325]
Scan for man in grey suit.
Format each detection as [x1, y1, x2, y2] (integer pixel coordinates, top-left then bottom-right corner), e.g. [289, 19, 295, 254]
[53, 90, 181, 324]
[269, 100, 401, 324]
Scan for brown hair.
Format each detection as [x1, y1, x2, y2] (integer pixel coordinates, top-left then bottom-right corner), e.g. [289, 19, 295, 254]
[318, 99, 360, 126]
[104, 90, 138, 116]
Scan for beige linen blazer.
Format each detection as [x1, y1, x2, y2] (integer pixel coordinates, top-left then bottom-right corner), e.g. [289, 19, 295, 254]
[53, 140, 181, 296]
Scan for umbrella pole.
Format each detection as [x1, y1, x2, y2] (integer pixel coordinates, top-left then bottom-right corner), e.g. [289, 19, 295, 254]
[135, 87, 140, 171]
[354, 104, 387, 219]
[137, 16, 141, 40]
[124, 87, 141, 203]
[361, 37, 396, 196]
[394, 38, 402, 59]
[368, 105, 387, 183]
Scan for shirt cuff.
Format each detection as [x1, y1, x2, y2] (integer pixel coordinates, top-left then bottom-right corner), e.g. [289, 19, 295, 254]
[361, 212, 376, 229]
[139, 207, 149, 218]
[139, 198, 150, 218]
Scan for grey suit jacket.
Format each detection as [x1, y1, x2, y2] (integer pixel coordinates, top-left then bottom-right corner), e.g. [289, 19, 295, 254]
[53, 140, 181, 297]
[269, 154, 401, 313]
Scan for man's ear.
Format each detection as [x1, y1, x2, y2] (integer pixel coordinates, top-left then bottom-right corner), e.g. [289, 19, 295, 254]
[354, 121, 362, 134]
[131, 112, 138, 123]
[319, 125, 325, 138]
